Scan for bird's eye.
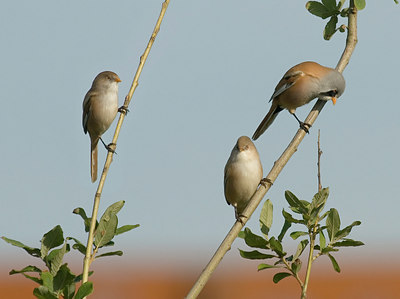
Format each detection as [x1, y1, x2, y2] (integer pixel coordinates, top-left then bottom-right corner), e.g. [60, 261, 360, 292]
[328, 90, 338, 97]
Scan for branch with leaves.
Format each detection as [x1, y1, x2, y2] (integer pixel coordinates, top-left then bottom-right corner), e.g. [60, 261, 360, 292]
[81, 0, 170, 286]
[186, 1, 359, 298]
[1, 200, 138, 299]
[239, 189, 363, 298]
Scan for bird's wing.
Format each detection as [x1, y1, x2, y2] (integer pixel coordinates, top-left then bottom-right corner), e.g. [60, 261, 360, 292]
[269, 70, 304, 102]
[82, 90, 98, 134]
[223, 166, 232, 206]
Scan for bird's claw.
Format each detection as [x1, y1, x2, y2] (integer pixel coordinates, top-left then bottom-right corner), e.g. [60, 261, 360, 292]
[300, 122, 311, 133]
[260, 178, 273, 188]
[236, 213, 248, 224]
[118, 105, 129, 115]
[106, 143, 117, 154]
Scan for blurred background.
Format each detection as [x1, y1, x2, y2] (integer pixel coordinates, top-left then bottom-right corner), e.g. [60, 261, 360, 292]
[1, 0, 399, 298]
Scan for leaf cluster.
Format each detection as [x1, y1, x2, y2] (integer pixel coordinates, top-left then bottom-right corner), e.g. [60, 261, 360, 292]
[2, 200, 139, 299]
[305, 0, 365, 40]
[239, 188, 363, 285]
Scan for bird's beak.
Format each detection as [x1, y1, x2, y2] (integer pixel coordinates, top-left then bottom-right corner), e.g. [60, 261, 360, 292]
[239, 145, 249, 152]
[331, 97, 337, 105]
[115, 76, 122, 83]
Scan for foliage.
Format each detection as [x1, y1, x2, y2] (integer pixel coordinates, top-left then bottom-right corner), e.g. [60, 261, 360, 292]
[239, 188, 363, 296]
[2, 200, 139, 299]
[305, 0, 367, 40]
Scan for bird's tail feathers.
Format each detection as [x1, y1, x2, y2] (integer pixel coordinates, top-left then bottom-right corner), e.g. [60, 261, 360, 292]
[90, 138, 99, 183]
[252, 103, 282, 140]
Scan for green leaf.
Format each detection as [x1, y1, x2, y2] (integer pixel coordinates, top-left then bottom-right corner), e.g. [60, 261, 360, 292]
[53, 264, 76, 293]
[319, 230, 326, 249]
[94, 201, 125, 247]
[67, 237, 86, 255]
[321, 246, 339, 254]
[95, 214, 118, 248]
[319, 211, 330, 221]
[96, 251, 123, 258]
[94, 215, 118, 248]
[239, 249, 275, 260]
[323, 15, 338, 40]
[104, 200, 125, 216]
[354, 0, 366, 10]
[102, 240, 115, 247]
[47, 241, 68, 276]
[291, 259, 302, 274]
[278, 220, 292, 242]
[282, 209, 304, 224]
[332, 238, 364, 247]
[328, 254, 341, 272]
[326, 208, 340, 242]
[115, 224, 140, 235]
[273, 272, 292, 283]
[33, 286, 58, 299]
[285, 191, 309, 215]
[340, 7, 350, 17]
[310, 188, 328, 219]
[394, 0, 399, 4]
[322, 0, 338, 11]
[338, 0, 346, 9]
[290, 231, 308, 240]
[258, 263, 278, 271]
[334, 221, 361, 240]
[10, 265, 43, 284]
[10, 265, 42, 275]
[75, 282, 93, 299]
[269, 237, 285, 257]
[41, 226, 64, 259]
[242, 228, 268, 249]
[62, 283, 76, 299]
[293, 239, 309, 261]
[40, 271, 54, 292]
[2, 236, 41, 257]
[73, 208, 91, 232]
[259, 200, 273, 237]
[306, 1, 332, 19]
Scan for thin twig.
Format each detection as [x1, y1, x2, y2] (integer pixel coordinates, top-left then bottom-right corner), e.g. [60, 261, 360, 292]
[82, 0, 170, 287]
[186, 2, 358, 297]
[281, 257, 304, 288]
[302, 224, 318, 299]
[317, 130, 322, 192]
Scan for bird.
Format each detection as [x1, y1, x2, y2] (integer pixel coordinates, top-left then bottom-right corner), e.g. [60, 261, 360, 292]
[252, 61, 345, 140]
[224, 136, 263, 220]
[82, 71, 121, 182]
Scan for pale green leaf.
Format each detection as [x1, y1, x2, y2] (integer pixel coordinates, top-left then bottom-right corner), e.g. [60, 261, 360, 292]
[354, 0, 366, 10]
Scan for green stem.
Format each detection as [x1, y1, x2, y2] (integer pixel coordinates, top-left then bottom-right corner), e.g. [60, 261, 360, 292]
[302, 225, 317, 299]
[282, 257, 303, 288]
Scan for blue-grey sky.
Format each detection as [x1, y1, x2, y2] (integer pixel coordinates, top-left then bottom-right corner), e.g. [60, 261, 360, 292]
[1, 0, 399, 270]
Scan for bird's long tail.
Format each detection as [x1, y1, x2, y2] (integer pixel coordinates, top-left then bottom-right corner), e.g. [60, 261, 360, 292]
[252, 102, 282, 140]
[90, 138, 99, 183]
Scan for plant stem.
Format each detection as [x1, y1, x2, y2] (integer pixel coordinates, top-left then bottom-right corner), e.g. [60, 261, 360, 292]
[317, 130, 322, 192]
[81, 0, 170, 289]
[302, 225, 317, 299]
[187, 1, 358, 297]
[281, 257, 303, 288]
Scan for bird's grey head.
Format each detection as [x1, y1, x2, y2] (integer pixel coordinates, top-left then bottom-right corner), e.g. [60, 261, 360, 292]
[318, 70, 346, 102]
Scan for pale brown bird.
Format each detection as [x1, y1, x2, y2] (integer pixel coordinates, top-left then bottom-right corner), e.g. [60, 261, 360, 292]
[252, 61, 346, 140]
[82, 71, 121, 182]
[224, 136, 263, 220]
